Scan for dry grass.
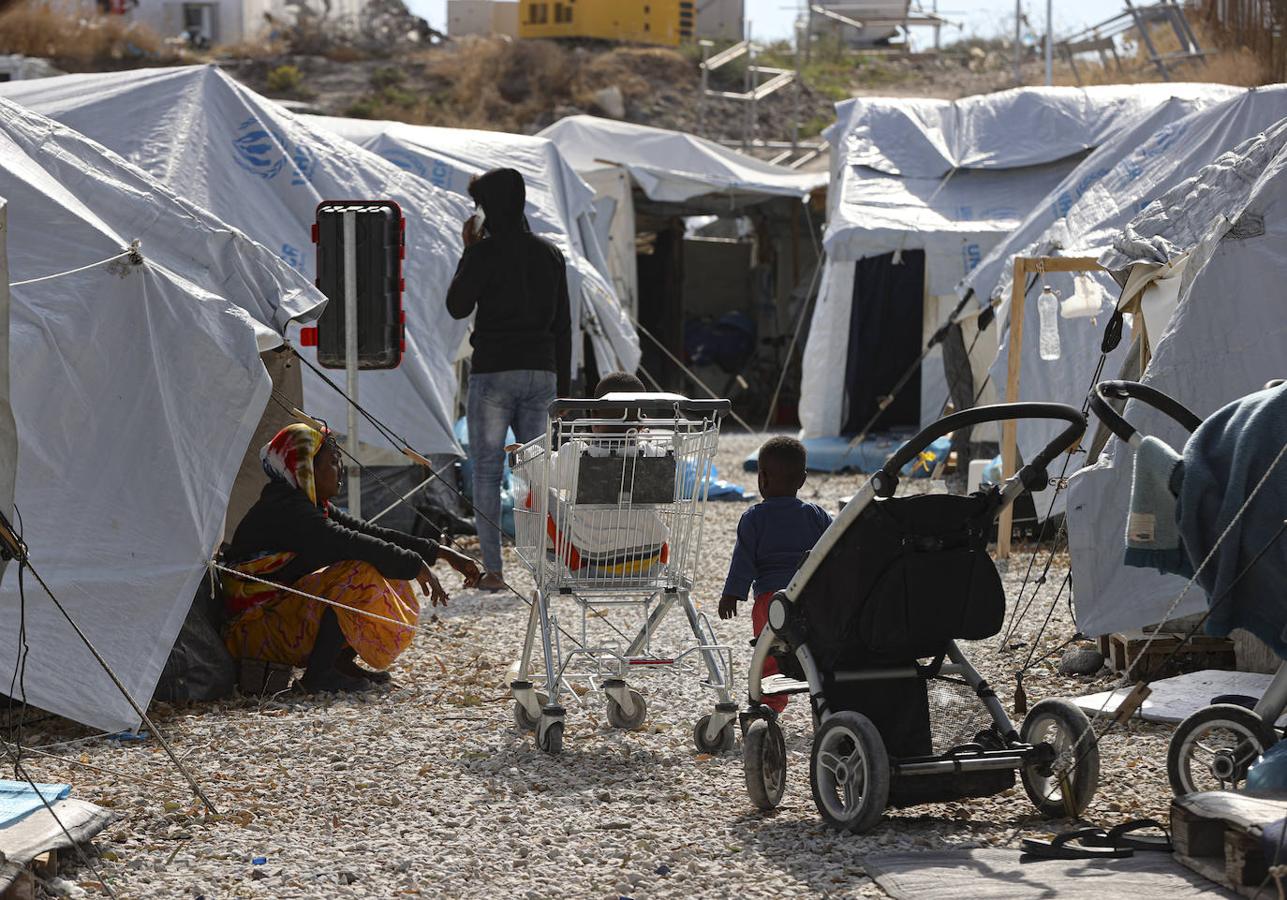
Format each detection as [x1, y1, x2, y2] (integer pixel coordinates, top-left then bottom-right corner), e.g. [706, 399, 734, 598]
[0, 1, 183, 69]
[1051, 19, 1271, 87]
[339, 36, 696, 130]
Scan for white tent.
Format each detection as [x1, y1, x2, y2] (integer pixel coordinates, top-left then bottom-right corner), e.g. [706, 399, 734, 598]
[0, 97, 325, 732]
[304, 116, 641, 379]
[967, 87, 1287, 473]
[0, 65, 473, 458]
[539, 115, 825, 402]
[1066, 117, 1287, 636]
[799, 84, 1242, 441]
[539, 115, 825, 207]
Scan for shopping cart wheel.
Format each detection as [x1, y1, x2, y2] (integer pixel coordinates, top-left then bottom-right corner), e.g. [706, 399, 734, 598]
[606, 689, 648, 730]
[512, 692, 549, 732]
[694, 714, 735, 754]
[1020, 698, 1100, 818]
[1167, 703, 1278, 796]
[538, 719, 564, 755]
[809, 711, 889, 833]
[743, 718, 786, 809]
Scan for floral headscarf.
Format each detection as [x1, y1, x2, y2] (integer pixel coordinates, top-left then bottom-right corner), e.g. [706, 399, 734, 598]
[261, 423, 330, 506]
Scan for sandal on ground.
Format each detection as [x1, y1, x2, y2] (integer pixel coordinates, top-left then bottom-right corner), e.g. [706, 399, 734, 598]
[1082, 818, 1173, 852]
[1021, 828, 1135, 860]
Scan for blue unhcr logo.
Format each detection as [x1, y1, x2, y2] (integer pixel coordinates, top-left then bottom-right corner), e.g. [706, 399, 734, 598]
[381, 148, 428, 178]
[232, 116, 317, 186]
[281, 243, 302, 270]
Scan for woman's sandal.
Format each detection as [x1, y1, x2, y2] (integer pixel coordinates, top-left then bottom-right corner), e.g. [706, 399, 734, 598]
[1082, 819, 1173, 852]
[1021, 828, 1134, 860]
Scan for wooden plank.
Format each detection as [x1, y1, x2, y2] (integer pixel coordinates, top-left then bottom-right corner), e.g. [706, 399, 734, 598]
[996, 258, 1027, 559]
[996, 256, 1108, 560]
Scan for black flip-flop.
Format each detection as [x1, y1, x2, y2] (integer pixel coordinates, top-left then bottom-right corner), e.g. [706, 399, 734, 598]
[1021, 828, 1135, 860]
[1083, 818, 1173, 852]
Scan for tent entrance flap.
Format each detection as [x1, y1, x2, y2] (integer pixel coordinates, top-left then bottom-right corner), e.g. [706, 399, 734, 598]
[843, 250, 925, 435]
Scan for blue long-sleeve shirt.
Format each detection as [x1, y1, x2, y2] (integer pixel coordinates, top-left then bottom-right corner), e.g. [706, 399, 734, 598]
[721, 496, 832, 600]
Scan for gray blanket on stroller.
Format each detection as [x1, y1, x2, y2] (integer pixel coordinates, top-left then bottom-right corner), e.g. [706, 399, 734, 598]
[1177, 383, 1287, 656]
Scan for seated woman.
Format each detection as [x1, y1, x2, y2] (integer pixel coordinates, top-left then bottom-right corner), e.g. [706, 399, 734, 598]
[223, 424, 480, 692]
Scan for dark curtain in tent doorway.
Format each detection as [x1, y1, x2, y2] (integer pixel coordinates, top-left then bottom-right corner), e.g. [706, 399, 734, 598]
[842, 250, 925, 434]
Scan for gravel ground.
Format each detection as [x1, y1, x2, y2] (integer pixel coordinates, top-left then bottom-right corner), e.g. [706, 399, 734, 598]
[15, 434, 1178, 899]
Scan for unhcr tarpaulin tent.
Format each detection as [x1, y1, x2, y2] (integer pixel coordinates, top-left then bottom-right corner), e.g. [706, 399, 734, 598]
[799, 84, 1241, 441]
[539, 114, 825, 207]
[1066, 118, 1287, 636]
[0, 65, 472, 457]
[305, 116, 641, 379]
[540, 115, 825, 412]
[966, 87, 1287, 475]
[0, 97, 325, 732]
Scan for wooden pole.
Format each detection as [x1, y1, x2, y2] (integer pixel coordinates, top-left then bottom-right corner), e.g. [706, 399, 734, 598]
[995, 255, 1105, 559]
[997, 258, 1028, 559]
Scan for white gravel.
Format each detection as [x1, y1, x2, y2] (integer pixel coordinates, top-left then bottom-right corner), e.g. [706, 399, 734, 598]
[18, 434, 1175, 899]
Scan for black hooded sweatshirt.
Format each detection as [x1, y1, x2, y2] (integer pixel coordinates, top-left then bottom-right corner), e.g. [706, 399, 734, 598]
[445, 168, 572, 395]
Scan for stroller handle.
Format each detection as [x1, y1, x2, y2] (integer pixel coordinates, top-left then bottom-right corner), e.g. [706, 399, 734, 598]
[549, 396, 731, 417]
[877, 402, 1086, 497]
[1089, 380, 1203, 445]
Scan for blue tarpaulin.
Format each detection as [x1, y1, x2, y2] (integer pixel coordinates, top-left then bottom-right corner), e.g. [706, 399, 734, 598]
[0, 781, 69, 828]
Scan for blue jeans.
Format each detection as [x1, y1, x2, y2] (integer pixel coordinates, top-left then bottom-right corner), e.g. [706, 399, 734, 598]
[467, 369, 557, 573]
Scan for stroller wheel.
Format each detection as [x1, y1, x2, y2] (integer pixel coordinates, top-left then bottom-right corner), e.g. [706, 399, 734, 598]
[538, 719, 564, 755]
[694, 714, 735, 754]
[744, 718, 786, 809]
[606, 689, 648, 730]
[809, 712, 889, 833]
[512, 692, 549, 732]
[1167, 703, 1278, 796]
[1020, 699, 1100, 818]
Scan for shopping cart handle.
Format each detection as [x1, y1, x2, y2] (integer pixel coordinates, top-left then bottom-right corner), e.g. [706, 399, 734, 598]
[1090, 381, 1202, 445]
[876, 402, 1085, 497]
[549, 394, 732, 417]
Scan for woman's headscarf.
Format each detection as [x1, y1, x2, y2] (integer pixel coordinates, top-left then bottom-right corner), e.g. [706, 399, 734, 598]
[261, 423, 330, 506]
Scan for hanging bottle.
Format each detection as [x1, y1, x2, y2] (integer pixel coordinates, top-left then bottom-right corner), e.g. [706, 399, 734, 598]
[1038, 285, 1061, 361]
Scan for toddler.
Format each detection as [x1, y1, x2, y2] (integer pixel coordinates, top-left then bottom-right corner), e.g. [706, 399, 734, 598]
[718, 436, 831, 712]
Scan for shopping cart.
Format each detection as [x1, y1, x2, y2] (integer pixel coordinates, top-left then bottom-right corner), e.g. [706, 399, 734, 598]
[508, 393, 737, 755]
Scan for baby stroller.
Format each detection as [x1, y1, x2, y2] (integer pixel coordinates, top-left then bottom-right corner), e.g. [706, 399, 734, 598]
[1089, 379, 1287, 797]
[508, 394, 738, 755]
[740, 402, 1101, 833]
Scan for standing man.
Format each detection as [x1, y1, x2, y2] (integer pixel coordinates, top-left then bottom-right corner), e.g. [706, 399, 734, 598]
[447, 168, 571, 591]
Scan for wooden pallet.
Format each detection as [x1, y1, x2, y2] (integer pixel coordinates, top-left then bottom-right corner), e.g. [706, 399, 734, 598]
[1172, 790, 1287, 897]
[0, 850, 57, 900]
[1103, 630, 1236, 678]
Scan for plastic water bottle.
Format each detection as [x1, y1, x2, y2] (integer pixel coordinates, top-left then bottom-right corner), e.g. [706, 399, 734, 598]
[1038, 286, 1061, 361]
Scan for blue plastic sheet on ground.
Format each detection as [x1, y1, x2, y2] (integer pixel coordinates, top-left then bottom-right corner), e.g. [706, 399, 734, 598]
[743, 432, 951, 477]
[454, 417, 516, 537]
[682, 460, 750, 502]
[0, 780, 70, 828]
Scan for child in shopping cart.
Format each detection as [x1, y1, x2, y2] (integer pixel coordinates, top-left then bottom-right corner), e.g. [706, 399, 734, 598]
[718, 437, 831, 712]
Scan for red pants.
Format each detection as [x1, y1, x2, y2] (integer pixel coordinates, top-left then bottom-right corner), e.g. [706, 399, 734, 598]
[752, 591, 787, 713]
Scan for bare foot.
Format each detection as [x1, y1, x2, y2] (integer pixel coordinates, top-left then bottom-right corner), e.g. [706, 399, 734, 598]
[476, 571, 506, 593]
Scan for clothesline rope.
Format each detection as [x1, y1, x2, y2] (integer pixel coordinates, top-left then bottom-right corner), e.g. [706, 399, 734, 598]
[9, 243, 139, 288]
